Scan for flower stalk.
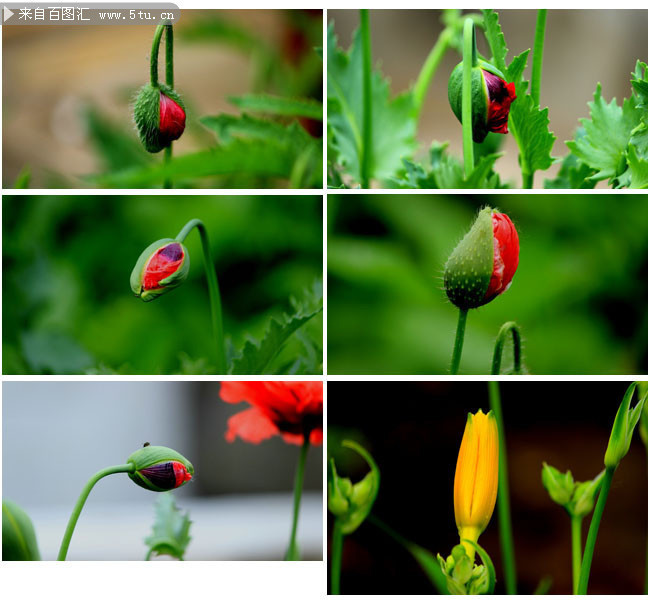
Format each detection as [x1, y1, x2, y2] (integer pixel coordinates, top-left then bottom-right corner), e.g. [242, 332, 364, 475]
[491, 321, 523, 375]
[461, 18, 476, 177]
[450, 307, 468, 375]
[286, 438, 310, 560]
[360, 9, 373, 188]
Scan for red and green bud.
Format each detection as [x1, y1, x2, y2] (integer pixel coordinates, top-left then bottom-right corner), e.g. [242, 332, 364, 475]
[134, 83, 186, 153]
[448, 62, 517, 143]
[127, 445, 194, 492]
[130, 238, 190, 302]
[444, 207, 519, 310]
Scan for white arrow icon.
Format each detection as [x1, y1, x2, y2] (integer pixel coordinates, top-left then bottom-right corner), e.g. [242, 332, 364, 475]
[4, 6, 14, 22]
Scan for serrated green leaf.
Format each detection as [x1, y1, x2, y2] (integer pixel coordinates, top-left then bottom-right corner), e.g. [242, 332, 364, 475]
[620, 143, 649, 189]
[506, 50, 530, 90]
[230, 281, 323, 375]
[509, 94, 556, 174]
[566, 84, 642, 184]
[544, 150, 596, 189]
[228, 94, 323, 120]
[144, 492, 192, 561]
[631, 61, 648, 115]
[327, 22, 416, 185]
[481, 9, 508, 73]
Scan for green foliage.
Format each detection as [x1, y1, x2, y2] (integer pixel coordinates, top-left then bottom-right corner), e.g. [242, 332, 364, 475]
[228, 94, 323, 120]
[144, 492, 191, 560]
[2, 500, 41, 561]
[327, 22, 417, 186]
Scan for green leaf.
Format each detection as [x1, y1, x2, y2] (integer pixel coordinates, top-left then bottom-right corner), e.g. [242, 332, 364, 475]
[619, 143, 648, 189]
[566, 84, 642, 184]
[13, 166, 31, 189]
[327, 22, 416, 185]
[2, 500, 41, 561]
[228, 94, 323, 120]
[509, 93, 556, 174]
[21, 331, 94, 374]
[409, 544, 450, 594]
[144, 492, 192, 561]
[544, 148, 597, 189]
[481, 9, 508, 73]
[229, 281, 323, 375]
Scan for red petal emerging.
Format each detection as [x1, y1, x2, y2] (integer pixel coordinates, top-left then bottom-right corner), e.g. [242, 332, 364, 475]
[159, 92, 186, 142]
[482, 70, 516, 135]
[171, 461, 192, 488]
[220, 382, 323, 446]
[485, 212, 519, 302]
[143, 243, 184, 290]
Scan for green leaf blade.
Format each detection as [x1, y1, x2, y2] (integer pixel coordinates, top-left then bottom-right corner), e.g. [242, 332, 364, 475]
[228, 94, 323, 120]
[144, 492, 192, 561]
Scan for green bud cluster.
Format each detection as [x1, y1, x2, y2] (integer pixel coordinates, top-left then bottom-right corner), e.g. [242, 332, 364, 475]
[437, 544, 489, 595]
[541, 463, 605, 518]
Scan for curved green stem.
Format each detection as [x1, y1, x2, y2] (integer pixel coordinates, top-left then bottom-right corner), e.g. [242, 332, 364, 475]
[175, 219, 227, 374]
[359, 9, 373, 188]
[450, 307, 468, 374]
[286, 438, 310, 560]
[531, 10, 547, 108]
[461, 18, 476, 178]
[488, 381, 517, 594]
[577, 466, 615, 594]
[331, 519, 344, 594]
[571, 515, 582, 594]
[164, 22, 174, 189]
[413, 27, 453, 121]
[57, 463, 134, 560]
[149, 23, 165, 85]
[491, 321, 523, 375]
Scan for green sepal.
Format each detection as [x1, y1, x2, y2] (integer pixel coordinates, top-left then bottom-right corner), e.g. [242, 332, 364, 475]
[134, 83, 185, 153]
[327, 440, 380, 535]
[130, 238, 190, 302]
[444, 207, 494, 309]
[127, 445, 194, 492]
[541, 462, 575, 507]
[448, 62, 489, 143]
[569, 470, 605, 518]
[2, 499, 41, 561]
[605, 382, 647, 468]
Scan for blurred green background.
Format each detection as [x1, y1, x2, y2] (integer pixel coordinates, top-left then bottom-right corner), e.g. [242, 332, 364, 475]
[327, 194, 648, 375]
[3, 195, 323, 374]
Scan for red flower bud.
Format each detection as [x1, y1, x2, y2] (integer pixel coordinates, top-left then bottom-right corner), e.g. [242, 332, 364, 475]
[159, 92, 186, 143]
[482, 70, 516, 136]
[143, 242, 185, 291]
[130, 239, 190, 302]
[444, 207, 519, 309]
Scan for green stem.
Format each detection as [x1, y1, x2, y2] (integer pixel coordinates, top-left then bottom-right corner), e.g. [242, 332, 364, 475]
[491, 321, 523, 375]
[57, 463, 134, 560]
[163, 146, 172, 189]
[571, 515, 582, 594]
[286, 438, 310, 560]
[359, 9, 373, 188]
[331, 519, 344, 594]
[461, 18, 476, 178]
[164, 22, 174, 189]
[522, 171, 533, 189]
[488, 381, 517, 594]
[413, 28, 453, 121]
[176, 219, 227, 374]
[531, 10, 547, 108]
[577, 466, 615, 594]
[450, 307, 468, 375]
[149, 23, 165, 85]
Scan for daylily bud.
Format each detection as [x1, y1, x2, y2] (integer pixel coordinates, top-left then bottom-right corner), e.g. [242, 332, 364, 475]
[604, 382, 647, 469]
[570, 471, 605, 518]
[2, 500, 41, 560]
[134, 83, 186, 153]
[327, 440, 379, 535]
[454, 410, 498, 559]
[437, 544, 489, 595]
[127, 445, 194, 492]
[448, 62, 516, 143]
[130, 238, 190, 302]
[444, 207, 519, 310]
[541, 462, 575, 507]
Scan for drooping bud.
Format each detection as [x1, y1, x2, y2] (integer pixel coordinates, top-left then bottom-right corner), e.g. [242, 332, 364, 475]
[604, 382, 647, 469]
[2, 500, 41, 561]
[328, 440, 379, 535]
[130, 238, 189, 302]
[134, 83, 186, 153]
[541, 462, 575, 507]
[448, 62, 516, 143]
[444, 207, 519, 310]
[127, 445, 194, 492]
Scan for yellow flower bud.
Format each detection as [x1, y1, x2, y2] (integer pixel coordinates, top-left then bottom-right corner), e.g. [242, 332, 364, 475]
[454, 409, 499, 560]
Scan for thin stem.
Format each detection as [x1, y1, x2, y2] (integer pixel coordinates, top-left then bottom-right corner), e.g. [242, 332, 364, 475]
[149, 23, 165, 86]
[331, 519, 345, 594]
[522, 171, 533, 189]
[176, 219, 227, 374]
[461, 18, 476, 178]
[163, 146, 172, 189]
[531, 10, 547, 108]
[571, 515, 582, 595]
[164, 22, 174, 189]
[57, 463, 134, 561]
[413, 28, 453, 121]
[488, 381, 517, 594]
[577, 467, 615, 594]
[491, 321, 523, 375]
[450, 307, 468, 375]
[286, 438, 310, 560]
[359, 9, 373, 188]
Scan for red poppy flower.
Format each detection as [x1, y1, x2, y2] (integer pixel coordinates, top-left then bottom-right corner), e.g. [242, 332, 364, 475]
[142, 242, 185, 291]
[159, 92, 186, 142]
[482, 70, 517, 135]
[485, 212, 520, 303]
[220, 382, 323, 446]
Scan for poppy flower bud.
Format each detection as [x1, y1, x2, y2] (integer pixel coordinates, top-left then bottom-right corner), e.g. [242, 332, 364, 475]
[327, 441, 380, 535]
[130, 238, 190, 302]
[448, 62, 516, 143]
[127, 445, 194, 492]
[444, 207, 519, 310]
[134, 83, 186, 153]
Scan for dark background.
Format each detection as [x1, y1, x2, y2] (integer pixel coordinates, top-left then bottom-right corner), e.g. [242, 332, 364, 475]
[327, 381, 648, 594]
